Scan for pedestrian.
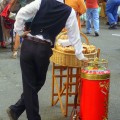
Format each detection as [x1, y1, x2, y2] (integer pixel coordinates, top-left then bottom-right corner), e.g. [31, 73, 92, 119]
[106, 0, 120, 29]
[0, 0, 9, 48]
[85, 0, 100, 36]
[6, 0, 88, 120]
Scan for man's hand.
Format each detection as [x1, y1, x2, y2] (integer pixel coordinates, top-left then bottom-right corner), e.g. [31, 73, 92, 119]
[81, 57, 89, 66]
[81, 57, 89, 62]
[81, 57, 89, 64]
[20, 30, 31, 37]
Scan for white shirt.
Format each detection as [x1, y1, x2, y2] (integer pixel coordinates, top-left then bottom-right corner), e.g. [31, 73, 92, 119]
[14, 0, 85, 60]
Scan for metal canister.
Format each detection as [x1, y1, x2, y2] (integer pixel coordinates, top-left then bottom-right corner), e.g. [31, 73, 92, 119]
[80, 58, 110, 120]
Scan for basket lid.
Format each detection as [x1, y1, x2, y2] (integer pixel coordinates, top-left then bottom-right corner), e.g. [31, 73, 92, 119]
[81, 58, 110, 80]
[81, 69, 110, 80]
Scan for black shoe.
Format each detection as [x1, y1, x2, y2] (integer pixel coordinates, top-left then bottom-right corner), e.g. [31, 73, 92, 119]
[109, 25, 117, 29]
[6, 108, 17, 120]
[109, 23, 117, 29]
[95, 32, 99, 36]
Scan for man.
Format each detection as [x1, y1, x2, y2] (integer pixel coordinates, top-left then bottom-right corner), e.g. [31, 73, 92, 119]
[7, 0, 88, 120]
[85, 0, 100, 36]
[106, 0, 120, 29]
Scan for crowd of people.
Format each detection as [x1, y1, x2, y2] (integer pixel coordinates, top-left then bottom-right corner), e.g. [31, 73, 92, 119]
[0, 0, 120, 57]
[0, 0, 120, 120]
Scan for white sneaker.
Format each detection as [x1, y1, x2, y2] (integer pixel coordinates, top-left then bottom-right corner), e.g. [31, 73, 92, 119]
[12, 51, 18, 59]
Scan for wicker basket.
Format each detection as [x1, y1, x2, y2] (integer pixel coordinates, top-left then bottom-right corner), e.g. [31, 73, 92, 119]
[50, 32, 98, 67]
[50, 48, 98, 67]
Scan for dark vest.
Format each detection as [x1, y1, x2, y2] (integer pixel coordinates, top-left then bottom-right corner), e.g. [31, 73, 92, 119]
[29, 0, 71, 45]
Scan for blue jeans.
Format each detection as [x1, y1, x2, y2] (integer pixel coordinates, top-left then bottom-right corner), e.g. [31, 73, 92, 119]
[106, 0, 120, 25]
[86, 8, 99, 33]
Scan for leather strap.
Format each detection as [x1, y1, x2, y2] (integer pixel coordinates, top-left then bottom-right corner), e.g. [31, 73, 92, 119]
[24, 36, 51, 45]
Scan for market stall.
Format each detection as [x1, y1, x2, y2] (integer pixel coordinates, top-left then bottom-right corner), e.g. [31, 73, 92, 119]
[50, 31, 100, 116]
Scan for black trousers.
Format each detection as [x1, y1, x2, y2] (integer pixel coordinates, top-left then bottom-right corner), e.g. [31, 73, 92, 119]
[10, 39, 52, 120]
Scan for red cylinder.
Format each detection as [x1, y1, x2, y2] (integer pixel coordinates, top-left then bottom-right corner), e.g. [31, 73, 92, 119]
[80, 69, 110, 120]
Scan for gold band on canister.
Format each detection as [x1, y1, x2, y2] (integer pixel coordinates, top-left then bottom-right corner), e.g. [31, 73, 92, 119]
[81, 73, 110, 80]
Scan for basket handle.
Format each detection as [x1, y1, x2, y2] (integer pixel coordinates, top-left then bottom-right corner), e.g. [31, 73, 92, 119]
[56, 31, 90, 45]
[80, 32, 89, 45]
[97, 48, 101, 58]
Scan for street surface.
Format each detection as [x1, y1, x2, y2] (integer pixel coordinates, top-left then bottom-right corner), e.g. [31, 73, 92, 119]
[0, 18, 120, 120]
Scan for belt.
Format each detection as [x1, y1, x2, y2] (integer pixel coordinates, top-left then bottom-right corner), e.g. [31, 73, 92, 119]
[24, 36, 51, 45]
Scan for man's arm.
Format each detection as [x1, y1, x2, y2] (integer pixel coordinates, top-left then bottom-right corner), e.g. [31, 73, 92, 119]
[14, 0, 41, 36]
[65, 8, 88, 61]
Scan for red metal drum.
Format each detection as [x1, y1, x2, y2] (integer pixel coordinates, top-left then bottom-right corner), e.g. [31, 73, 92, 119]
[80, 65, 110, 120]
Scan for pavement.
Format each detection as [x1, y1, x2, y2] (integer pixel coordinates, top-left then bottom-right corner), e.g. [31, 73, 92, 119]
[0, 17, 120, 120]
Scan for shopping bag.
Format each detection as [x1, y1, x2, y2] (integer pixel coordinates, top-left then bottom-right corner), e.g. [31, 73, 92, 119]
[0, 5, 15, 29]
[0, 1, 16, 29]
[0, 4, 11, 18]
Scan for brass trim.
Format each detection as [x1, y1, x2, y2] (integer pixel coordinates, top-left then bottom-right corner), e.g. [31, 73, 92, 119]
[81, 73, 110, 80]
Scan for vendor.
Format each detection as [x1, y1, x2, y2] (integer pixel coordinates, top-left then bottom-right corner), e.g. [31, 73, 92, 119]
[6, 0, 88, 120]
